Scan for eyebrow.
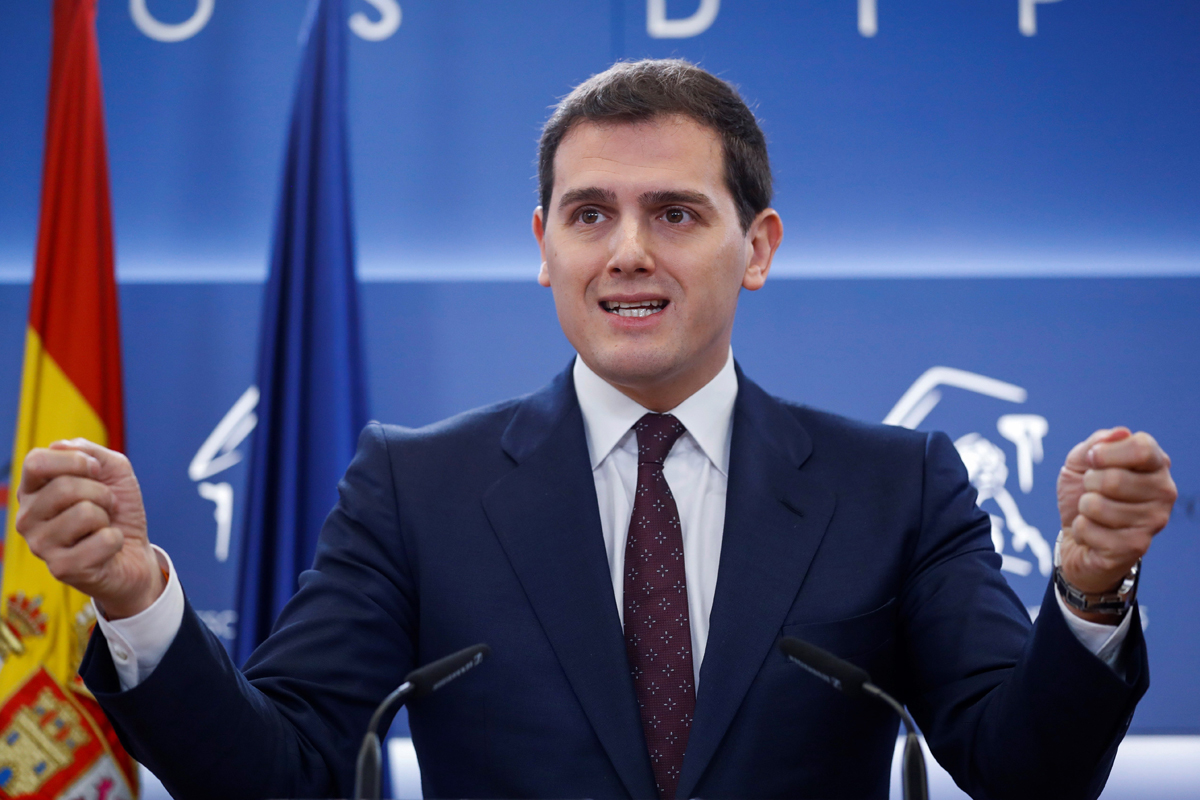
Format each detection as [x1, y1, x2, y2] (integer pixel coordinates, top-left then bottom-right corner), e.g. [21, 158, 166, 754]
[557, 187, 618, 210]
[638, 189, 718, 213]
[556, 187, 718, 213]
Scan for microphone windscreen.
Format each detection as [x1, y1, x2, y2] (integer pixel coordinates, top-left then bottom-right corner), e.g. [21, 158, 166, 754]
[405, 643, 491, 699]
[778, 636, 870, 698]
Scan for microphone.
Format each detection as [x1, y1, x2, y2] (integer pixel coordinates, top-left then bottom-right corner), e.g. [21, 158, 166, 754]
[778, 636, 927, 800]
[353, 643, 491, 800]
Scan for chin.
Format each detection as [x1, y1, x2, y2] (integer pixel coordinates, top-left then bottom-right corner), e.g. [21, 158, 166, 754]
[587, 348, 683, 389]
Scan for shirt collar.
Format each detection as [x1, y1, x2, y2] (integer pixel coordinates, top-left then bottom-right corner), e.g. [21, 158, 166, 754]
[573, 350, 738, 474]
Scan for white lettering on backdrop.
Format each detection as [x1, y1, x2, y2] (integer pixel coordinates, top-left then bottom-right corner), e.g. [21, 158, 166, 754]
[1020, 0, 1063, 36]
[860, 0, 1063, 38]
[129, 0, 214, 42]
[130, 0, 402, 43]
[646, 0, 720, 39]
[859, 0, 877, 38]
[350, 0, 402, 41]
[129, 1, 1064, 43]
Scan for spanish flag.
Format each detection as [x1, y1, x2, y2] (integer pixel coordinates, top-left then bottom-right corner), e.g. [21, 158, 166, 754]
[0, 1, 138, 797]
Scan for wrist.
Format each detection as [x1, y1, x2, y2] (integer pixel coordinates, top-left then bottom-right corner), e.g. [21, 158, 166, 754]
[1054, 531, 1139, 621]
[96, 548, 168, 621]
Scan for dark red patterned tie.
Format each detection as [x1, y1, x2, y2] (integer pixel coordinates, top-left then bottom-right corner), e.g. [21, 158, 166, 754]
[624, 413, 694, 800]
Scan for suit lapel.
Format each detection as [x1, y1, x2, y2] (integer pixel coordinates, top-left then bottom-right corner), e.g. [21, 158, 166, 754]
[482, 369, 656, 799]
[677, 372, 836, 799]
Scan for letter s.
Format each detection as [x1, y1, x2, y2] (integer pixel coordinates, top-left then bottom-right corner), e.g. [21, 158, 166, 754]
[350, 0, 402, 41]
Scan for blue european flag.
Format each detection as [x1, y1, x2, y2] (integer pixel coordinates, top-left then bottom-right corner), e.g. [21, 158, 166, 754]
[235, 0, 368, 665]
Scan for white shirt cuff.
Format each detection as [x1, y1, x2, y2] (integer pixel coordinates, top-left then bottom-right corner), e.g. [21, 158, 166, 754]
[92, 545, 185, 691]
[1054, 584, 1133, 670]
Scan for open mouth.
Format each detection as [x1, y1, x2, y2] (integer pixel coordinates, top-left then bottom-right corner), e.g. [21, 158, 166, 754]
[600, 299, 668, 318]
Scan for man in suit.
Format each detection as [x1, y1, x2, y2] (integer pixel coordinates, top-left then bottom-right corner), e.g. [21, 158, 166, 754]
[14, 60, 1177, 799]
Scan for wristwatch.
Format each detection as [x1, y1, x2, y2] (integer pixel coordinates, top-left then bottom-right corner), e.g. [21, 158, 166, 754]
[1053, 530, 1140, 617]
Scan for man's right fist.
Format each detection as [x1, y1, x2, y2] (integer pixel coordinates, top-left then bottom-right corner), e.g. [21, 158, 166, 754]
[15, 438, 164, 620]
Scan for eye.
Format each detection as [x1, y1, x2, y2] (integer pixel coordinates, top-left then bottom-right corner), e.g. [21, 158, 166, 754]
[577, 208, 608, 225]
[662, 207, 694, 224]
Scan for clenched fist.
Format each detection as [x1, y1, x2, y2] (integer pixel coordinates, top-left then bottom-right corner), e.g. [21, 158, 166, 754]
[1057, 427, 1177, 620]
[15, 439, 164, 620]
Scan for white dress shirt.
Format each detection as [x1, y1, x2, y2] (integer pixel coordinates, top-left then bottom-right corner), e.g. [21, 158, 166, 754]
[574, 351, 737, 686]
[97, 350, 1129, 690]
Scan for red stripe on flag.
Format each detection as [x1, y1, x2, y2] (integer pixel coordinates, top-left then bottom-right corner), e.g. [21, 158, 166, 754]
[28, 0, 124, 452]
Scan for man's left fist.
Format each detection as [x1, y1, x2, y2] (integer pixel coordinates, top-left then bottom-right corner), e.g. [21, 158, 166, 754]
[1057, 427, 1177, 603]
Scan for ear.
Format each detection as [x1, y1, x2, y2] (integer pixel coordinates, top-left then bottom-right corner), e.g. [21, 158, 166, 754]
[742, 208, 783, 291]
[532, 206, 551, 287]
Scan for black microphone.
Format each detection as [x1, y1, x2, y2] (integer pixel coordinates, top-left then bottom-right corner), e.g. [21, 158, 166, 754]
[353, 643, 490, 800]
[778, 636, 927, 800]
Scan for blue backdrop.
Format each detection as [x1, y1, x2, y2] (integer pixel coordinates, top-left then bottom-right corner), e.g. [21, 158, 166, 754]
[0, 1, 1196, 738]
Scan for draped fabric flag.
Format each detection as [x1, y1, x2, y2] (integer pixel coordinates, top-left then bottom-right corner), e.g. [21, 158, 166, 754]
[0, 1, 138, 798]
[234, 0, 368, 665]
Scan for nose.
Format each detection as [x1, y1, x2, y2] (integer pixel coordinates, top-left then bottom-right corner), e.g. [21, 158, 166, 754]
[606, 216, 654, 277]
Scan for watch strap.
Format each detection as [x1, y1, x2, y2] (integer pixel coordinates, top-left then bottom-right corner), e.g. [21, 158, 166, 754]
[1053, 530, 1140, 617]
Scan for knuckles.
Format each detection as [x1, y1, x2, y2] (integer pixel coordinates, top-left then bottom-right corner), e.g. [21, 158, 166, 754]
[25, 448, 86, 477]
[14, 476, 116, 538]
[62, 499, 110, 529]
[1130, 431, 1168, 469]
[24, 531, 48, 560]
[21, 448, 50, 476]
[1094, 431, 1165, 471]
[13, 504, 34, 536]
[1099, 469, 1124, 496]
[111, 450, 131, 472]
[1077, 492, 1110, 519]
[44, 555, 70, 583]
[17, 500, 112, 560]
[35, 527, 122, 590]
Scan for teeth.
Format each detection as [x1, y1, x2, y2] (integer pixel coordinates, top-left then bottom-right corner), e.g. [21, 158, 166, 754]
[602, 299, 666, 317]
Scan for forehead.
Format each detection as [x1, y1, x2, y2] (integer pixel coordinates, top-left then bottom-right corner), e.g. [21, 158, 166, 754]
[552, 116, 727, 201]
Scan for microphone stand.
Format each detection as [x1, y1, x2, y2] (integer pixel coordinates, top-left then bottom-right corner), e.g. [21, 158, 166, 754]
[352, 643, 490, 800]
[779, 636, 928, 800]
[863, 683, 928, 800]
[354, 680, 414, 800]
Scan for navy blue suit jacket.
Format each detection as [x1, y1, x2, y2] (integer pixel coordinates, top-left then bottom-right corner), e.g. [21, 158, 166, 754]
[81, 365, 1147, 799]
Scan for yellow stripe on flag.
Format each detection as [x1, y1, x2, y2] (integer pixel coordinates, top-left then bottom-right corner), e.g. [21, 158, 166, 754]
[1, 327, 108, 699]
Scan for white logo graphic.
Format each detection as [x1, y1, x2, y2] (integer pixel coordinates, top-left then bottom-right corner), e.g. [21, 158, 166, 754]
[885, 367, 1052, 578]
[130, 0, 215, 42]
[189, 386, 259, 562]
[1019, 0, 1062, 36]
[647, 0, 720, 38]
[196, 609, 238, 640]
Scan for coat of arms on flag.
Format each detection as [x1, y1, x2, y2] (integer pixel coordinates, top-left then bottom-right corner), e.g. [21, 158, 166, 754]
[0, 667, 135, 799]
[0, 1, 139, 797]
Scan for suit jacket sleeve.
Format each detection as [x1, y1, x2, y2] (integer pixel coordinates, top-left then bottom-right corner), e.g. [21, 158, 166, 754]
[903, 431, 1148, 800]
[80, 422, 416, 800]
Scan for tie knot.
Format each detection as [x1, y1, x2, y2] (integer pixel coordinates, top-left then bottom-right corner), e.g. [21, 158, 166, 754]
[633, 413, 686, 465]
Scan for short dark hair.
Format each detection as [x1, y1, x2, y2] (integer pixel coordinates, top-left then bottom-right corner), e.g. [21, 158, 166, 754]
[538, 59, 773, 232]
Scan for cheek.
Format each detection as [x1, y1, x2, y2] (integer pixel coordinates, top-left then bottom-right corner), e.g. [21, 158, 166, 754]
[547, 269, 595, 333]
[678, 246, 746, 315]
